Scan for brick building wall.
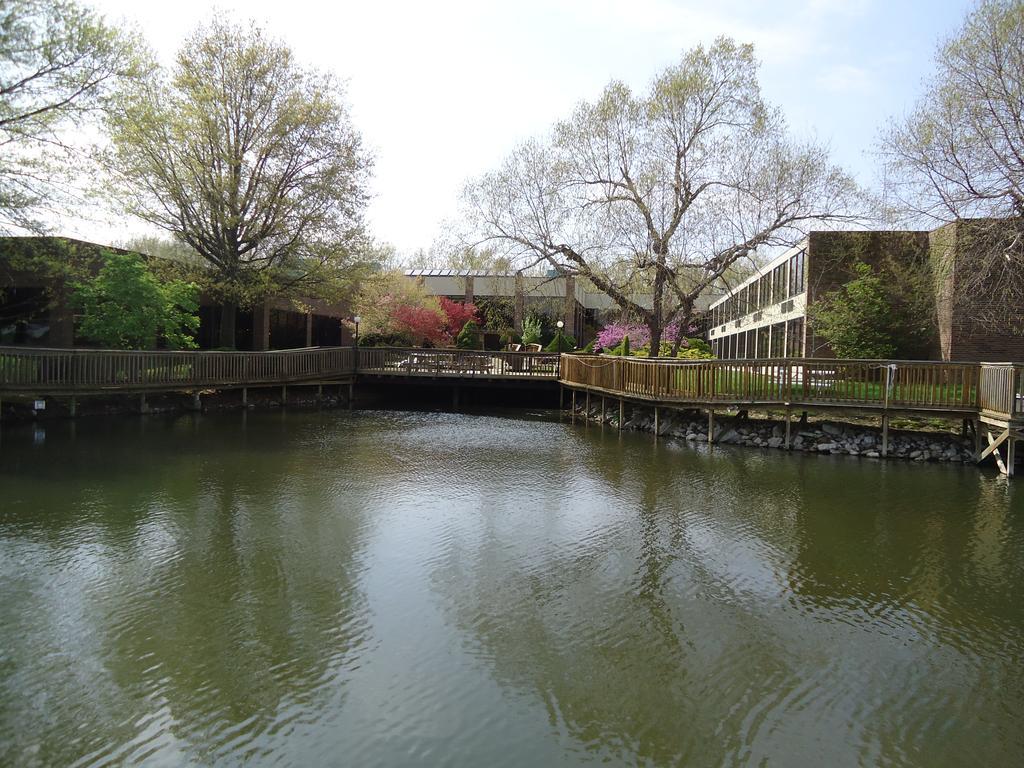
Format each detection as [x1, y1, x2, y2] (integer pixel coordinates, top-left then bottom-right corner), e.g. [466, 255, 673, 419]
[931, 220, 1024, 361]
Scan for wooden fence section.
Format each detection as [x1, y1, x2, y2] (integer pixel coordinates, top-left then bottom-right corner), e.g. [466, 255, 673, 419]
[0, 346, 356, 393]
[561, 356, 1020, 420]
[357, 348, 559, 379]
[979, 363, 1023, 421]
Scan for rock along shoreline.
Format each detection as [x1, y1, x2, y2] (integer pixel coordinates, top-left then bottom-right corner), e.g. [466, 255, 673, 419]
[572, 402, 977, 464]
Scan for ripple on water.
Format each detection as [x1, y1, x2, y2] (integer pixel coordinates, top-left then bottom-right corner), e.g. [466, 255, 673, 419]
[0, 409, 1022, 767]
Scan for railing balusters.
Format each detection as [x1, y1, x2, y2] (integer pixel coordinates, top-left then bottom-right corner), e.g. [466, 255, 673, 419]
[555, 355, 1018, 423]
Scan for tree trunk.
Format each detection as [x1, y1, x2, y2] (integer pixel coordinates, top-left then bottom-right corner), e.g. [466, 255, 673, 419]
[670, 301, 695, 357]
[648, 261, 667, 358]
[219, 301, 237, 349]
[670, 323, 685, 357]
[649, 321, 663, 359]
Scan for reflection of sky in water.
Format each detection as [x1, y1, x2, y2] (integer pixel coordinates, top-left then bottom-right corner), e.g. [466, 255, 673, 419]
[0, 409, 1021, 767]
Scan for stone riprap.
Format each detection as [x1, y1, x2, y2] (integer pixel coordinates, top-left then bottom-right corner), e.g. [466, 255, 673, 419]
[574, 403, 976, 463]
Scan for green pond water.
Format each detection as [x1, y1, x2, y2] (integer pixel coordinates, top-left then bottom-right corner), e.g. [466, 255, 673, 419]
[0, 409, 1022, 767]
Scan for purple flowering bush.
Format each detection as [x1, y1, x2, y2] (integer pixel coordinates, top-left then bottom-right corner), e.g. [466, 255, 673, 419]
[595, 322, 698, 350]
[596, 322, 649, 350]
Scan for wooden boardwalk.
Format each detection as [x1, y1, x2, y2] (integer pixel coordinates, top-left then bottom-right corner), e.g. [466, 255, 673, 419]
[560, 355, 1023, 476]
[0, 346, 358, 394]
[1, 345, 1019, 475]
[357, 347, 559, 381]
[0, 345, 560, 396]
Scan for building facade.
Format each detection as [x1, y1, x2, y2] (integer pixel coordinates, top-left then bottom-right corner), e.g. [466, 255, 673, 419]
[708, 226, 1023, 362]
[708, 240, 813, 360]
[0, 237, 352, 350]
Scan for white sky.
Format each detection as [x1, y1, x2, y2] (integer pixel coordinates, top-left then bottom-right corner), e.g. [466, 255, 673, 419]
[76, 0, 974, 255]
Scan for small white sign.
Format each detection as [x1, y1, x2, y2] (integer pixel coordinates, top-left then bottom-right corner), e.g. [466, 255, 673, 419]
[33, 400, 45, 411]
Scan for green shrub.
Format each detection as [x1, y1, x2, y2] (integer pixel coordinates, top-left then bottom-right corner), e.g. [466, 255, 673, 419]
[522, 316, 543, 345]
[575, 339, 595, 354]
[72, 250, 199, 349]
[634, 341, 673, 357]
[677, 346, 714, 359]
[609, 335, 631, 356]
[456, 320, 481, 349]
[358, 331, 411, 347]
[633, 337, 713, 358]
[544, 331, 576, 353]
[808, 261, 898, 358]
[684, 337, 712, 355]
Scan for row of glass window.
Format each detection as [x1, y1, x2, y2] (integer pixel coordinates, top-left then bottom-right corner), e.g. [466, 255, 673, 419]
[711, 318, 805, 360]
[711, 250, 806, 328]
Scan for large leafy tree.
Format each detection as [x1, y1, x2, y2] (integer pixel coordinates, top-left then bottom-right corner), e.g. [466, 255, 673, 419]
[464, 38, 859, 356]
[882, 0, 1024, 328]
[106, 15, 371, 347]
[0, 0, 136, 232]
[72, 250, 199, 349]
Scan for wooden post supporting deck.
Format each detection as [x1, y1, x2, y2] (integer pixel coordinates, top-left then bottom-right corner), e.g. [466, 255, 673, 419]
[281, 385, 287, 406]
[708, 409, 715, 444]
[881, 414, 889, 457]
[618, 399, 624, 431]
[192, 392, 201, 412]
[571, 390, 576, 424]
[348, 381, 354, 410]
[585, 390, 591, 419]
[983, 427, 1010, 475]
[784, 407, 792, 449]
[601, 397, 606, 425]
[241, 387, 248, 406]
[139, 394, 149, 414]
[654, 406, 660, 437]
[974, 425, 1023, 477]
[69, 396, 77, 418]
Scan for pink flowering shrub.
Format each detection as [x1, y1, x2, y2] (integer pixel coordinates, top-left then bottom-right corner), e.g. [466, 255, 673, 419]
[596, 322, 649, 350]
[392, 303, 447, 346]
[438, 297, 480, 340]
[596, 322, 696, 350]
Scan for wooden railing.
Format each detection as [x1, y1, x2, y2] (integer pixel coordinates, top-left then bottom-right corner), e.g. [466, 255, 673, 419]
[979, 363, 1023, 419]
[357, 348, 559, 379]
[2, 344, 1017, 420]
[0, 345, 356, 392]
[561, 355, 1021, 419]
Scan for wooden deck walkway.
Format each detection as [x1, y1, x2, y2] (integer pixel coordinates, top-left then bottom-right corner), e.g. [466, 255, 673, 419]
[560, 355, 1023, 477]
[0, 346, 358, 394]
[356, 347, 559, 381]
[0, 345, 560, 396]
[1, 345, 1019, 475]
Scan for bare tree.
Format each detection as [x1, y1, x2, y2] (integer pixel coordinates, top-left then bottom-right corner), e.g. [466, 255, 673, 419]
[464, 38, 859, 355]
[0, 0, 137, 233]
[882, 0, 1024, 330]
[106, 15, 371, 347]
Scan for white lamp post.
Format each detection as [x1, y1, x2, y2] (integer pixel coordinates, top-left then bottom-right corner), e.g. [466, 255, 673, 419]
[353, 315, 361, 347]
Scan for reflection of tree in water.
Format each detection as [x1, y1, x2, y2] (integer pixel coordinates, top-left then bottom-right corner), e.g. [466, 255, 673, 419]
[781, 461, 1024, 618]
[0, 413, 377, 766]
[429, 440, 811, 766]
